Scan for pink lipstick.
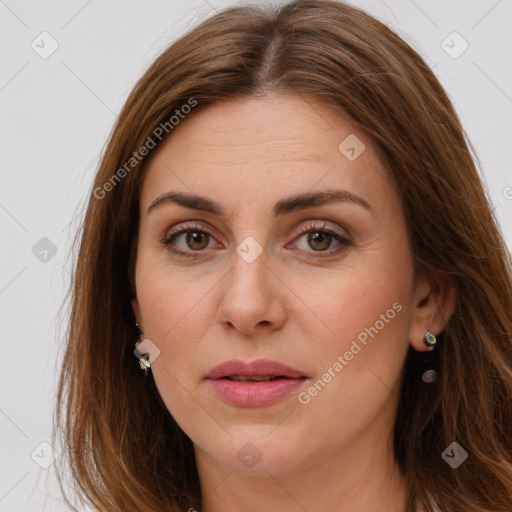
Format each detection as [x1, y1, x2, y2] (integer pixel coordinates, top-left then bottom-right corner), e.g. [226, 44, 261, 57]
[206, 359, 308, 407]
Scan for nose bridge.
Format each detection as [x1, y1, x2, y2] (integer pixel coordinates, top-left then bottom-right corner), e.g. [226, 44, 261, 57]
[229, 210, 269, 273]
[216, 233, 286, 333]
[227, 239, 270, 303]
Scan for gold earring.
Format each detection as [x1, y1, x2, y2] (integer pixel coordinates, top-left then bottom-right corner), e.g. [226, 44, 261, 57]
[138, 353, 151, 374]
[134, 344, 151, 376]
[134, 323, 150, 376]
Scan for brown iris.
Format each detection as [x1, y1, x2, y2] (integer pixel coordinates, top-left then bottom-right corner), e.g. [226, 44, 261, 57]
[308, 231, 332, 251]
[186, 231, 209, 250]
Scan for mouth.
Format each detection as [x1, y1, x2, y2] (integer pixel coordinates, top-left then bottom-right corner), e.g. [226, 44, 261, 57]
[205, 358, 307, 381]
[205, 359, 308, 407]
[219, 375, 295, 382]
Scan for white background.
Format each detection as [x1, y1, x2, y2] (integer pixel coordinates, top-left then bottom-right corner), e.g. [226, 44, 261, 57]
[1, 0, 511, 510]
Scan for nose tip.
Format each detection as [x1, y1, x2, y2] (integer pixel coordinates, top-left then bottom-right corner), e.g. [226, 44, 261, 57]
[216, 256, 286, 336]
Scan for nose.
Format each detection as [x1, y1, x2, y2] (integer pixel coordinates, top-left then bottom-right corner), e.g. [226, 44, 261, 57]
[215, 247, 287, 336]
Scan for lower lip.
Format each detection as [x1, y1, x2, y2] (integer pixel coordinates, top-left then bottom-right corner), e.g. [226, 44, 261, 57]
[207, 377, 307, 407]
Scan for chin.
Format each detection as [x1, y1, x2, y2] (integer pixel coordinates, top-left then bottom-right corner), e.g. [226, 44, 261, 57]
[208, 433, 308, 476]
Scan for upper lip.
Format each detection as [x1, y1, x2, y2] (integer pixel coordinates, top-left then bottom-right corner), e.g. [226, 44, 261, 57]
[206, 359, 307, 379]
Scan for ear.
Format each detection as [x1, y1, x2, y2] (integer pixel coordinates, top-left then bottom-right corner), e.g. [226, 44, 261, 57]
[409, 272, 456, 352]
[131, 298, 143, 328]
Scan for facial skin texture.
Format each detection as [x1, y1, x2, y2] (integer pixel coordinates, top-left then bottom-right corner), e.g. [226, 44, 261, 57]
[131, 93, 455, 512]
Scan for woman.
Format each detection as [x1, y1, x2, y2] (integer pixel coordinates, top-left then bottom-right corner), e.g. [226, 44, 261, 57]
[53, 1, 512, 511]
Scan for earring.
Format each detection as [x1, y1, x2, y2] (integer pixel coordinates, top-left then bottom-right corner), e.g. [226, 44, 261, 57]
[425, 331, 437, 347]
[134, 344, 151, 376]
[421, 331, 438, 383]
[135, 349, 151, 376]
[133, 323, 151, 377]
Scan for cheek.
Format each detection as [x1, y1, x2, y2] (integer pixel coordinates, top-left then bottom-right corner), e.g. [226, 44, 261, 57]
[296, 250, 413, 397]
[135, 258, 212, 367]
[136, 268, 211, 425]
[292, 271, 410, 439]
[305, 259, 410, 344]
[136, 242, 210, 322]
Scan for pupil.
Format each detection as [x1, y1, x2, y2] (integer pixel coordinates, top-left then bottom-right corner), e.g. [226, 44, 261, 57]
[309, 231, 330, 250]
[184, 230, 332, 252]
[187, 231, 207, 250]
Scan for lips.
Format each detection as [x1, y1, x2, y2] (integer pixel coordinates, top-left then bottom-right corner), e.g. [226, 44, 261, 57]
[206, 359, 307, 381]
[206, 359, 308, 407]
[226, 375, 283, 382]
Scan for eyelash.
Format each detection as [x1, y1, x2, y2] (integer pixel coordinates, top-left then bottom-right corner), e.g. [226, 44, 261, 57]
[159, 221, 352, 260]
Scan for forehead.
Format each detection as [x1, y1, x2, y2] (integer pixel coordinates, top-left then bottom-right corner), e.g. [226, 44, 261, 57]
[140, 94, 393, 214]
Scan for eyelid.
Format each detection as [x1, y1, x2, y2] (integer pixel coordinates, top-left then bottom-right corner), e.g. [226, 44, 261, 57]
[160, 219, 352, 258]
[292, 220, 350, 240]
[164, 220, 221, 241]
[163, 219, 350, 241]
[287, 221, 352, 259]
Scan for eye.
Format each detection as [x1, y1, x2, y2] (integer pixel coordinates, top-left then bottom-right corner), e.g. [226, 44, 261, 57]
[160, 222, 220, 259]
[159, 220, 352, 259]
[289, 221, 352, 258]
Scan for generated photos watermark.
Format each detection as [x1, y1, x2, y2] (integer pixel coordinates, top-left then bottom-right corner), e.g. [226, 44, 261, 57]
[298, 301, 403, 404]
[94, 97, 198, 200]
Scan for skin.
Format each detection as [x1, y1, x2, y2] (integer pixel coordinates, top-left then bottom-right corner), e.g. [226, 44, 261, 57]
[131, 93, 456, 512]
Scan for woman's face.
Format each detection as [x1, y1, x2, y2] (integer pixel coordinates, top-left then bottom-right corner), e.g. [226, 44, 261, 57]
[131, 94, 430, 479]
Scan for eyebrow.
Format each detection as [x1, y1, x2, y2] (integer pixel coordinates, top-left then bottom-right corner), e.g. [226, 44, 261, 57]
[146, 189, 372, 217]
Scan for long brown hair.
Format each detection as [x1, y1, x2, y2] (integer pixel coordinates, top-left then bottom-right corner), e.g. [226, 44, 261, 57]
[53, 1, 512, 510]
